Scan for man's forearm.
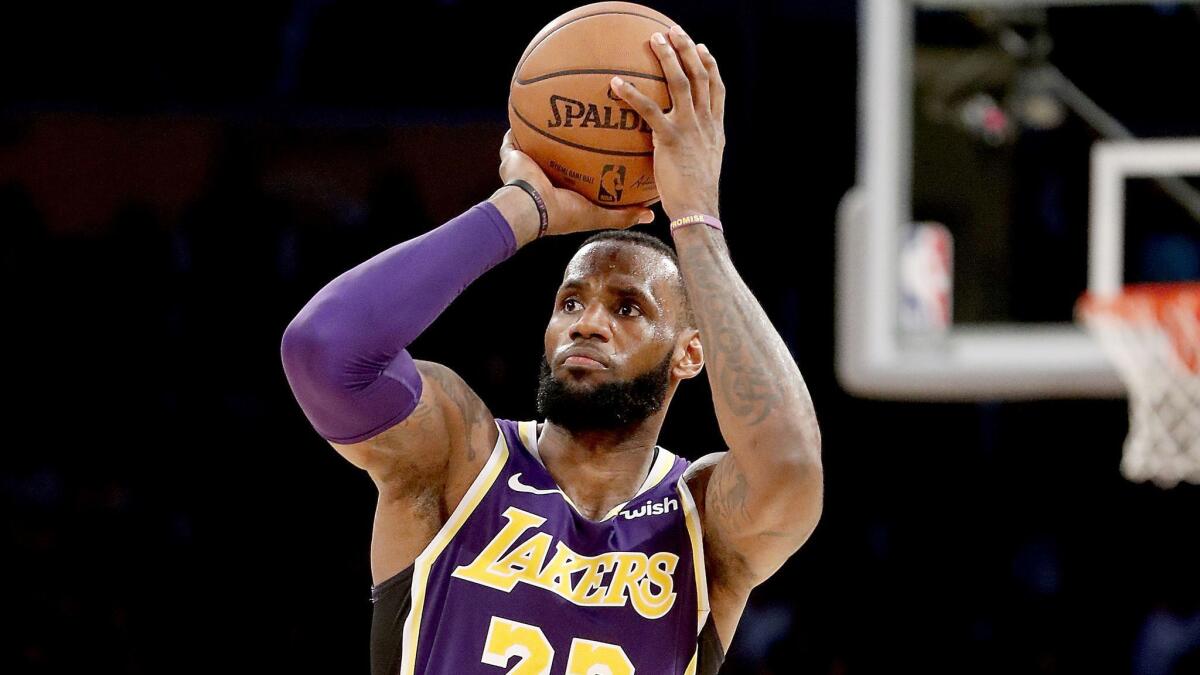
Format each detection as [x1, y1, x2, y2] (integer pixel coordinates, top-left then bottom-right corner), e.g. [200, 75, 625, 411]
[672, 224, 821, 462]
[280, 193, 531, 443]
[489, 185, 542, 247]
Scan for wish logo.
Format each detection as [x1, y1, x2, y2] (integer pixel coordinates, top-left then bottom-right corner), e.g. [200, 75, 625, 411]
[598, 164, 626, 203]
[619, 496, 679, 520]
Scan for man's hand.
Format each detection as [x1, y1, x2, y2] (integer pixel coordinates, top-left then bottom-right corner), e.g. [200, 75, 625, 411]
[610, 25, 725, 222]
[491, 129, 655, 246]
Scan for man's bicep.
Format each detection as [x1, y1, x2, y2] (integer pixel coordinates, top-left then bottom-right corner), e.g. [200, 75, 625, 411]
[700, 449, 823, 586]
[329, 360, 497, 487]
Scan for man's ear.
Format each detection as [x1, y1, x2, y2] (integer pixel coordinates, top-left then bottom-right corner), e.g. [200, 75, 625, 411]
[673, 328, 704, 380]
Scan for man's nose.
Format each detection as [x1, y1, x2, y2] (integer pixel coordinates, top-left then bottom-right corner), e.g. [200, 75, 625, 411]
[569, 304, 611, 341]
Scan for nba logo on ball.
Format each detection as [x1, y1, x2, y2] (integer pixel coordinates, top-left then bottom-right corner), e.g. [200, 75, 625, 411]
[598, 164, 626, 202]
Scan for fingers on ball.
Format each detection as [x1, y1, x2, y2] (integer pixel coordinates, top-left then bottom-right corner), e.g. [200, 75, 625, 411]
[668, 26, 710, 114]
[650, 31, 694, 114]
[697, 45, 726, 120]
[611, 76, 667, 129]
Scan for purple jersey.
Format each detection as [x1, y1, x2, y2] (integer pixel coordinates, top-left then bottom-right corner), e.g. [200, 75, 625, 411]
[373, 418, 718, 674]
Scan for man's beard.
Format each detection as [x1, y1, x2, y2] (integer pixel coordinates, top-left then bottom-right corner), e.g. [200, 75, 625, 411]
[536, 349, 673, 432]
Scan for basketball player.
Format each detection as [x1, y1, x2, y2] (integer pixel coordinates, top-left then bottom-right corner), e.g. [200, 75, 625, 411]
[281, 26, 821, 674]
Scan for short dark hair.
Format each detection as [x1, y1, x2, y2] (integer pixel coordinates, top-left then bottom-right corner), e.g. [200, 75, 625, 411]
[576, 229, 696, 329]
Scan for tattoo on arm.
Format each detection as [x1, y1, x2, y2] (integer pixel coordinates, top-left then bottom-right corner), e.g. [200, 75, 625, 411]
[676, 230, 825, 586]
[674, 233, 799, 429]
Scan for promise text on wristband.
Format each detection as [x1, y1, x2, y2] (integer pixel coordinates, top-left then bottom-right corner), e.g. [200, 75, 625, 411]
[669, 214, 723, 235]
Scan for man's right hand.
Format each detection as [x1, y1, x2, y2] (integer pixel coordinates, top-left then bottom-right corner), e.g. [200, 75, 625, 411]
[491, 129, 655, 245]
[609, 26, 725, 224]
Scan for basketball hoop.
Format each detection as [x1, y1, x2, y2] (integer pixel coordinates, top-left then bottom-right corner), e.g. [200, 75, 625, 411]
[1076, 283, 1200, 488]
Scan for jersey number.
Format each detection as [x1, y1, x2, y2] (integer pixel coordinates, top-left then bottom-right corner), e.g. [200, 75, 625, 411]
[481, 616, 636, 674]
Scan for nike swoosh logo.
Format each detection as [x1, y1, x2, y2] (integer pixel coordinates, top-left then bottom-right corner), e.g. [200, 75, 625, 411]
[508, 473, 560, 496]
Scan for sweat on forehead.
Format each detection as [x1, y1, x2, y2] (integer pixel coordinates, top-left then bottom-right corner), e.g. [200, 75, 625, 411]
[564, 240, 679, 285]
[560, 237, 696, 330]
[571, 235, 657, 264]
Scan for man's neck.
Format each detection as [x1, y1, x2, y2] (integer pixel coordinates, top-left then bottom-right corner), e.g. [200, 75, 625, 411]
[536, 415, 665, 521]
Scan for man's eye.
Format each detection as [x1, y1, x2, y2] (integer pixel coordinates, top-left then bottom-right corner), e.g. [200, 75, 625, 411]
[619, 302, 641, 317]
[563, 298, 579, 311]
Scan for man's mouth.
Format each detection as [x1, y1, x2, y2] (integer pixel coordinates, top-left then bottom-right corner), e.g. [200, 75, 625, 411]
[563, 355, 606, 369]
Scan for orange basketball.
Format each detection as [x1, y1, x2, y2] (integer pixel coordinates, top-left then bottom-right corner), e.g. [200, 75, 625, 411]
[509, 2, 675, 207]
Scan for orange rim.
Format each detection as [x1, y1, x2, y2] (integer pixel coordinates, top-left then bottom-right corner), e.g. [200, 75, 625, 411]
[1076, 282, 1200, 374]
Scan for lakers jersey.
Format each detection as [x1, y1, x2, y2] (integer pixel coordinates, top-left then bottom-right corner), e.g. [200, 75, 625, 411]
[369, 418, 725, 675]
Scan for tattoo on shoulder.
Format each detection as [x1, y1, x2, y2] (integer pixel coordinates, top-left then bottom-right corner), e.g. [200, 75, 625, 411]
[418, 362, 491, 462]
[403, 391, 437, 434]
[709, 461, 750, 527]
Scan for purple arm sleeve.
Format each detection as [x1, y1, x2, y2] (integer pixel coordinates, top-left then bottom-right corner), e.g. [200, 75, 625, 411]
[280, 200, 517, 443]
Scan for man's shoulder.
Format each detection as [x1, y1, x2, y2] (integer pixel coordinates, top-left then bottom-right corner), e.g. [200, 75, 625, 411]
[682, 451, 726, 494]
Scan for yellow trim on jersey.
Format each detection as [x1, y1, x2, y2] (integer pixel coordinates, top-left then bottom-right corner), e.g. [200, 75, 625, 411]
[601, 446, 676, 520]
[519, 418, 587, 514]
[398, 420, 510, 675]
[517, 419, 537, 454]
[685, 649, 698, 675]
[677, 476, 710, 633]
[517, 419, 679, 523]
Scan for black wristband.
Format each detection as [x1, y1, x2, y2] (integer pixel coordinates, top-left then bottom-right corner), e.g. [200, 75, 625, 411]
[504, 179, 549, 239]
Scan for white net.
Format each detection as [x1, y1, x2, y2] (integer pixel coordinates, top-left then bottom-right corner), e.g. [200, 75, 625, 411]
[1077, 284, 1200, 488]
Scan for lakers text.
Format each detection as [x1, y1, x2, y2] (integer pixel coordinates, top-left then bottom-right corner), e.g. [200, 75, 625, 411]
[452, 506, 679, 619]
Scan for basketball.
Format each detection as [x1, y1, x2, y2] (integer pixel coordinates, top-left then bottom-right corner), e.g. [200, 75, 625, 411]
[509, 2, 676, 207]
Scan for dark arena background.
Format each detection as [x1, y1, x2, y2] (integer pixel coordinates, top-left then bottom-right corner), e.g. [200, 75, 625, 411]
[4, 1, 1200, 674]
